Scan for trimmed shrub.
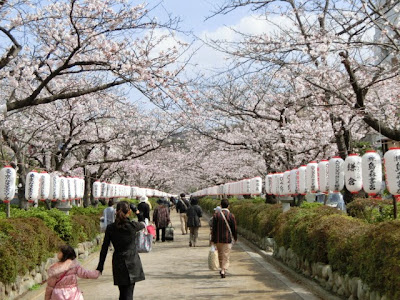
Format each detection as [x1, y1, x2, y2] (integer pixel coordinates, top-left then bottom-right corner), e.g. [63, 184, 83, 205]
[347, 198, 394, 223]
[316, 214, 368, 275]
[273, 206, 342, 262]
[0, 218, 62, 284]
[358, 221, 400, 299]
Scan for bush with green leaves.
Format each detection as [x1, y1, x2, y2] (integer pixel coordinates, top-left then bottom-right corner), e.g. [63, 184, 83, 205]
[0, 217, 62, 284]
[199, 196, 400, 299]
[347, 198, 395, 223]
[358, 220, 400, 299]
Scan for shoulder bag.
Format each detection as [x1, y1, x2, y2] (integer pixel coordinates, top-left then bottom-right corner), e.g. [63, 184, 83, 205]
[220, 210, 235, 248]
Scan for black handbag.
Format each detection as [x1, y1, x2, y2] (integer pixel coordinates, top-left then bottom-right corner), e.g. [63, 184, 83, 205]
[165, 223, 174, 241]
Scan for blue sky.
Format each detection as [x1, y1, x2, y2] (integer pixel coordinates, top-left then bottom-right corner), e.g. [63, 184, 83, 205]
[155, 0, 251, 34]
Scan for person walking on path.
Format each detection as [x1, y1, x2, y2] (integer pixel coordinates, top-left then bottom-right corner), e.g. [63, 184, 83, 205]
[211, 198, 237, 279]
[186, 197, 202, 247]
[152, 199, 170, 242]
[176, 193, 190, 235]
[45, 245, 100, 300]
[137, 196, 150, 222]
[97, 201, 145, 300]
[103, 199, 116, 226]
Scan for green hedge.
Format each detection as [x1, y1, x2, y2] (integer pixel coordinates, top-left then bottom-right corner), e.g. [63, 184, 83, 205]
[0, 217, 62, 284]
[347, 198, 395, 223]
[199, 197, 400, 299]
[0, 205, 105, 285]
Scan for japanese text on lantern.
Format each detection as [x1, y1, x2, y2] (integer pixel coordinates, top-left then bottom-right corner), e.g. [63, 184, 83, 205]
[311, 166, 316, 191]
[368, 157, 376, 191]
[4, 169, 12, 198]
[335, 160, 340, 191]
[28, 173, 35, 200]
[396, 155, 400, 194]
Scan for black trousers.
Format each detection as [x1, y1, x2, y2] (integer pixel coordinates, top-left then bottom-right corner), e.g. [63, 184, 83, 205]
[118, 283, 135, 300]
[156, 227, 166, 242]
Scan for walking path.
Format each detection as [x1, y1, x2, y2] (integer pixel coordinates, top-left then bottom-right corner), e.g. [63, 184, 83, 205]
[19, 210, 340, 300]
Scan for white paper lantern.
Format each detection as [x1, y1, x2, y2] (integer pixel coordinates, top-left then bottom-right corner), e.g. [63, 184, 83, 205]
[80, 179, 85, 198]
[384, 148, 400, 196]
[344, 154, 363, 194]
[25, 170, 40, 203]
[277, 173, 284, 195]
[73, 178, 80, 199]
[100, 182, 107, 198]
[283, 171, 291, 195]
[265, 174, 273, 195]
[0, 166, 16, 203]
[290, 169, 297, 195]
[39, 172, 51, 201]
[250, 177, 262, 194]
[92, 181, 102, 199]
[59, 176, 68, 202]
[49, 173, 60, 202]
[306, 161, 319, 193]
[362, 150, 382, 196]
[243, 179, 251, 195]
[270, 173, 278, 195]
[298, 165, 307, 195]
[67, 177, 76, 201]
[318, 160, 329, 193]
[131, 186, 139, 198]
[328, 156, 345, 193]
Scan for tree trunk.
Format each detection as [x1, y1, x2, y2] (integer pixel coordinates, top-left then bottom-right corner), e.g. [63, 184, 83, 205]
[295, 195, 305, 207]
[18, 180, 28, 210]
[343, 187, 354, 204]
[265, 194, 277, 204]
[83, 171, 91, 208]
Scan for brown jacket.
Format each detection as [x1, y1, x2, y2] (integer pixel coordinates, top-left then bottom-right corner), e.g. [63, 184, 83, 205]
[211, 209, 237, 244]
[153, 205, 170, 228]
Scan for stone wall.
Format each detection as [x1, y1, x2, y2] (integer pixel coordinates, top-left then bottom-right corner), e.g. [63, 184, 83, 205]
[273, 244, 388, 300]
[0, 234, 103, 300]
[237, 226, 388, 300]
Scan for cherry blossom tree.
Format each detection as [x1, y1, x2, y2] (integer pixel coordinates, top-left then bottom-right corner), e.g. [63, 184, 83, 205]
[0, 0, 191, 114]
[208, 0, 399, 143]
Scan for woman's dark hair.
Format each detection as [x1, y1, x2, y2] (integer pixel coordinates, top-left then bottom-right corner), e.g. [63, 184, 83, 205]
[115, 201, 130, 229]
[190, 198, 198, 205]
[59, 245, 76, 262]
[137, 212, 145, 222]
[108, 199, 114, 207]
[221, 198, 229, 208]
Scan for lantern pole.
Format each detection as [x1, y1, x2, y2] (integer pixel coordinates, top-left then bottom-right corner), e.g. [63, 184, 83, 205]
[6, 202, 10, 218]
[393, 195, 397, 220]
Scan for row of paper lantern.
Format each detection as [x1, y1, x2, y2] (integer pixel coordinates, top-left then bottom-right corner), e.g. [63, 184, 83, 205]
[190, 148, 400, 198]
[265, 148, 400, 196]
[0, 168, 174, 204]
[191, 177, 262, 197]
[0, 168, 85, 203]
[92, 181, 172, 199]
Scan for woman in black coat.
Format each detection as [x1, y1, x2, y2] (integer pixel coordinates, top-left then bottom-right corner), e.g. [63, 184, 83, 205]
[97, 201, 145, 300]
[186, 197, 202, 247]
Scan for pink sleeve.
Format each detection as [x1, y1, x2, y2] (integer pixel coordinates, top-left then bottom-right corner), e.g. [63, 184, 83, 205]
[76, 266, 100, 279]
[44, 269, 57, 300]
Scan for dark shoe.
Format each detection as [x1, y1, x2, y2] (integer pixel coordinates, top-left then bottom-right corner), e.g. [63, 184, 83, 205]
[220, 273, 226, 278]
[189, 242, 192, 247]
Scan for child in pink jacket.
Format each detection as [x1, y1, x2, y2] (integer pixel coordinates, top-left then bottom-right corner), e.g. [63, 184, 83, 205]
[45, 245, 100, 300]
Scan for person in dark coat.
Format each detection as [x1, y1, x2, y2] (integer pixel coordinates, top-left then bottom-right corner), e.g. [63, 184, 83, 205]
[211, 198, 237, 279]
[176, 193, 190, 235]
[152, 199, 170, 242]
[97, 201, 145, 300]
[137, 196, 150, 221]
[186, 197, 202, 247]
